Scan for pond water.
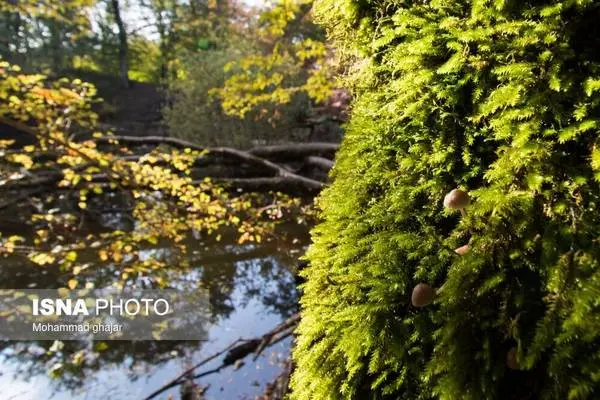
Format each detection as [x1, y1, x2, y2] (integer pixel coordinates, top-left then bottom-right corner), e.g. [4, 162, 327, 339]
[0, 222, 309, 400]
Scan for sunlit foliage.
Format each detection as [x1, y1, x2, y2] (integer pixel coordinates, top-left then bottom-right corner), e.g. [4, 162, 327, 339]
[0, 60, 312, 290]
[213, 0, 334, 119]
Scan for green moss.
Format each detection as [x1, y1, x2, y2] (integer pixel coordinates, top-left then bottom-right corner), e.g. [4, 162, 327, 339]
[292, 1, 600, 399]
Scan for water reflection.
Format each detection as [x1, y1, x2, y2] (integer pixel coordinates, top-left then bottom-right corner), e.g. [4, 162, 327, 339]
[0, 225, 308, 399]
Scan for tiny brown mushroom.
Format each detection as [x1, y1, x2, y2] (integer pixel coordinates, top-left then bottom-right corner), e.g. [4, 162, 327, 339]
[443, 189, 470, 210]
[454, 244, 470, 256]
[411, 283, 435, 307]
[506, 347, 519, 370]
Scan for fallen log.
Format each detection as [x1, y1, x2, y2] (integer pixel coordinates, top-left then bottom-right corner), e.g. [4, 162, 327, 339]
[305, 156, 334, 170]
[248, 142, 339, 158]
[1, 121, 334, 200]
[92, 135, 326, 190]
[2, 150, 326, 199]
[91, 135, 339, 158]
[92, 134, 204, 151]
[212, 176, 322, 192]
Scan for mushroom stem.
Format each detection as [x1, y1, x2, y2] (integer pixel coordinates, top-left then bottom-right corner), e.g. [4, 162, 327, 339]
[460, 208, 467, 218]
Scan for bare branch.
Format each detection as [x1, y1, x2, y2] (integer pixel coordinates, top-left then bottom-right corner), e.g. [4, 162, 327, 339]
[305, 156, 334, 170]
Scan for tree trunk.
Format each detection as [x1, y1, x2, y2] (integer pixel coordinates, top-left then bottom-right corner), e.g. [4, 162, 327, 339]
[110, 0, 129, 88]
[155, 0, 168, 80]
[0, 13, 12, 62]
[48, 21, 63, 72]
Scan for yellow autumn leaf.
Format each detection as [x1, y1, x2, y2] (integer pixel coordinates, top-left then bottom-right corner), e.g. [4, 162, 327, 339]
[8, 95, 21, 104]
[2, 242, 15, 253]
[67, 279, 78, 290]
[30, 253, 56, 265]
[113, 251, 123, 262]
[59, 88, 80, 100]
[31, 87, 57, 101]
[9, 154, 33, 169]
[65, 251, 77, 262]
[0, 139, 15, 148]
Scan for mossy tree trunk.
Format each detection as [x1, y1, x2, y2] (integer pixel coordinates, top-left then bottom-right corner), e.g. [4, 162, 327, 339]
[292, 1, 600, 399]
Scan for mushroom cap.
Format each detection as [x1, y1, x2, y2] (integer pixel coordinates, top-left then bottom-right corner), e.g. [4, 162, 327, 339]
[443, 189, 470, 209]
[454, 244, 470, 256]
[411, 283, 435, 307]
[506, 347, 519, 370]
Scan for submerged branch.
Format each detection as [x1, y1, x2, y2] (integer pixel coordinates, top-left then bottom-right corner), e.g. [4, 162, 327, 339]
[142, 312, 300, 400]
[141, 339, 247, 400]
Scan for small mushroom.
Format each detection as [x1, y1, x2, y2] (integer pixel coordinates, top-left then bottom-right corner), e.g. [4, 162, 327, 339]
[443, 189, 470, 214]
[506, 347, 519, 370]
[411, 283, 435, 307]
[454, 244, 470, 256]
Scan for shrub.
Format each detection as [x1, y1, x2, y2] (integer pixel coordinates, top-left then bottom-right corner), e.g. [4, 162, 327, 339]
[164, 49, 310, 148]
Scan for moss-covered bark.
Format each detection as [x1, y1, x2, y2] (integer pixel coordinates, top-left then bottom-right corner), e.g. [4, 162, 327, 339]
[291, 1, 600, 399]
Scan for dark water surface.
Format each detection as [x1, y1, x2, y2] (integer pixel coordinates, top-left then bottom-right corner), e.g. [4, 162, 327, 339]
[0, 223, 309, 399]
